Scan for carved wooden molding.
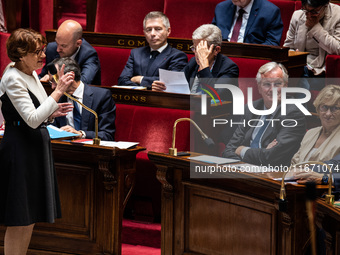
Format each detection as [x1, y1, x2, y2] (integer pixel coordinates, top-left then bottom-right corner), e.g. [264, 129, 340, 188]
[98, 160, 117, 190]
[156, 164, 174, 199]
[123, 173, 135, 208]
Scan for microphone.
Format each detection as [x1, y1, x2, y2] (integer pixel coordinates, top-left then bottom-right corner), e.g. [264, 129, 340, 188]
[169, 118, 215, 156]
[47, 63, 101, 145]
[279, 161, 334, 213]
[305, 181, 317, 255]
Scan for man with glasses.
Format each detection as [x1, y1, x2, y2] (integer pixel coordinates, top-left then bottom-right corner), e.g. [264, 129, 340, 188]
[152, 24, 239, 100]
[222, 62, 306, 166]
[118, 11, 187, 88]
[284, 0, 340, 91]
[39, 20, 101, 85]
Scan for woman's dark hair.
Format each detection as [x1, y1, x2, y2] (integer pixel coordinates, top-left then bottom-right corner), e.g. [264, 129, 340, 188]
[6, 28, 46, 62]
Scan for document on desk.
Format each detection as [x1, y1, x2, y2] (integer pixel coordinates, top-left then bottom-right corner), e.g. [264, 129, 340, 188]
[159, 69, 190, 94]
[189, 155, 240, 165]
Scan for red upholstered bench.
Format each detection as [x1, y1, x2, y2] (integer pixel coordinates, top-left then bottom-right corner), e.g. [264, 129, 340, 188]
[94, 0, 164, 34]
[269, 0, 296, 46]
[163, 0, 221, 39]
[115, 103, 191, 221]
[94, 46, 131, 86]
[0, 32, 11, 75]
[229, 57, 269, 103]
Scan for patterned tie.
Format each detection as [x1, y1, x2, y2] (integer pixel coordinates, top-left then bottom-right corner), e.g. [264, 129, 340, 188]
[250, 115, 270, 148]
[230, 9, 245, 42]
[73, 100, 82, 130]
[146, 51, 160, 76]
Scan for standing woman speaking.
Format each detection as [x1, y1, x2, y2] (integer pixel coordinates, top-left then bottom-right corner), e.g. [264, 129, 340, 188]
[0, 28, 74, 254]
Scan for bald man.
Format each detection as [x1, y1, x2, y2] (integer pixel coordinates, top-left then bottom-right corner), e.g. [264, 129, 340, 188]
[39, 20, 101, 85]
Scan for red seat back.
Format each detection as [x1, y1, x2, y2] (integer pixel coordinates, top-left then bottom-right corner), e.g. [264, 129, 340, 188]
[229, 57, 269, 103]
[95, 0, 164, 34]
[0, 32, 10, 75]
[163, 0, 221, 39]
[94, 46, 131, 86]
[269, 0, 296, 46]
[115, 104, 191, 153]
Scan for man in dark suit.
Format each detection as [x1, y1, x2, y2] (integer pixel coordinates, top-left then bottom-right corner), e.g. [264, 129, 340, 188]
[118, 11, 187, 88]
[212, 0, 283, 46]
[222, 62, 306, 166]
[50, 57, 115, 141]
[40, 20, 101, 85]
[152, 24, 239, 100]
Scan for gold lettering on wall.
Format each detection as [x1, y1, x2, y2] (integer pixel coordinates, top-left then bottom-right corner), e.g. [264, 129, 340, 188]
[127, 40, 135, 46]
[177, 44, 183, 50]
[112, 94, 148, 103]
[138, 41, 146, 47]
[118, 39, 124, 45]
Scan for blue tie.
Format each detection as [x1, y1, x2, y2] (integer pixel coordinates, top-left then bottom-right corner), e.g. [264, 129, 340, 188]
[73, 100, 81, 130]
[250, 115, 269, 148]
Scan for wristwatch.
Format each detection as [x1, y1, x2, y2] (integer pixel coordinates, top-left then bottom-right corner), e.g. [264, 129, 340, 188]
[321, 174, 329, 185]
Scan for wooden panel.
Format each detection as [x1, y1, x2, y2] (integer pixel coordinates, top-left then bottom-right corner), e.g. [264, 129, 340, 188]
[186, 185, 275, 255]
[148, 151, 332, 255]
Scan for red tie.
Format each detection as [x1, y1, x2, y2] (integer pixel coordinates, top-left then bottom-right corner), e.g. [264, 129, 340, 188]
[230, 9, 245, 42]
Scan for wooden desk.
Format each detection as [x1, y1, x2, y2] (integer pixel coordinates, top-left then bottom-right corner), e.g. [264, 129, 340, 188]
[316, 199, 340, 254]
[0, 140, 144, 255]
[148, 151, 331, 255]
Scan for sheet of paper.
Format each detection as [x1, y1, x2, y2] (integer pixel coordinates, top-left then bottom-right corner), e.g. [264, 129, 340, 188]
[112, 85, 147, 90]
[80, 140, 139, 149]
[189, 155, 240, 165]
[159, 68, 190, 94]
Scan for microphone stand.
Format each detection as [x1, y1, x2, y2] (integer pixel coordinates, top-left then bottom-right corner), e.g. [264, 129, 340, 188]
[279, 161, 334, 206]
[169, 118, 213, 156]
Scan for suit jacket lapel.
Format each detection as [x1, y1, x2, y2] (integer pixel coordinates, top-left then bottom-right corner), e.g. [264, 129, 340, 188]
[211, 54, 222, 77]
[141, 47, 151, 75]
[261, 104, 281, 143]
[81, 84, 93, 131]
[245, 1, 260, 37]
[244, 99, 264, 144]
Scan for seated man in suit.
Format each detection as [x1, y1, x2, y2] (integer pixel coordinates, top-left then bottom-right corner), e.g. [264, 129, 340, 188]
[284, 0, 340, 91]
[50, 57, 115, 141]
[118, 11, 187, 89]
[222, 62, 306, 166]
[152, 24, 239, 100]
[212, 0, 283, 46]
[40, 20, 101, 85]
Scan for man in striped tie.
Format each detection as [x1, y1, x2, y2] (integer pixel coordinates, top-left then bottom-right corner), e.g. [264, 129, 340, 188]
[222, 62, 306, 166]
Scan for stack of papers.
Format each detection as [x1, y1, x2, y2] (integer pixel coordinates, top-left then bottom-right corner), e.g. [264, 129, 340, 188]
[159, 69, 190, 94]
[76, 140, 139, 149]
[112, 85, 147, 90]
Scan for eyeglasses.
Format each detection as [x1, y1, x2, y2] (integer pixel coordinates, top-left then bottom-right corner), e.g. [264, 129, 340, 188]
[35, 46, 46, 56]
[301, 5, 326, 15]
[319, 104, 340, 113]
[190, 45, 196, 52]
[261, 81, 285, 88]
